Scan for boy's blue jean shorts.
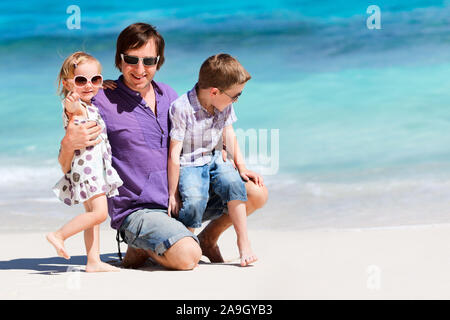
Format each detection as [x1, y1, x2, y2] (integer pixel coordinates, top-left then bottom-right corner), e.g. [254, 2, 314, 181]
[176, 150, 248, 229]
[118, 185, 235, 256]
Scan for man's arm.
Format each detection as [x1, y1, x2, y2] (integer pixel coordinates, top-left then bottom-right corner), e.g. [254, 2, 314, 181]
[168, 139, 183, 217]
[58, 118, 103, 174]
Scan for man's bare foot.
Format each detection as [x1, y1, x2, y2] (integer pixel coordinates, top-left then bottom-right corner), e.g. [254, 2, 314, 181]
[198, 233, 224, 263]
[238, 239, 258, 267]
[46, 232, 70, 260]
[121, 246, 149, 269]
[86, 261, 120, 273]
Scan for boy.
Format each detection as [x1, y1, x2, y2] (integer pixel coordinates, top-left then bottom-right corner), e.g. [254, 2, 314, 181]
[168, 53, 263, 267]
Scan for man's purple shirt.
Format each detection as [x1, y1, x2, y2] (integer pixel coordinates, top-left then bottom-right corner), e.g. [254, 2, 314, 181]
[92, 75, 178, 230]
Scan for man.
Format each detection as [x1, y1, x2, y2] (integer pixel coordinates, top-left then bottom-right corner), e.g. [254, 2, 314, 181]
[58, 22, 268, 270]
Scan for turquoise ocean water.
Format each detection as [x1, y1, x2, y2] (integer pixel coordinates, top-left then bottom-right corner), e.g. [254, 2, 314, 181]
[1, 0, 450, 231]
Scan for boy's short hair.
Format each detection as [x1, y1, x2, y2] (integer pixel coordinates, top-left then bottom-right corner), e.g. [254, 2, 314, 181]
[115, 22, 165, 71]
[197, 53, 251, 90]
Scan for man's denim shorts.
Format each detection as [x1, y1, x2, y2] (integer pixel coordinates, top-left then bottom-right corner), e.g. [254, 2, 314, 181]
[118, 191, 230, 256]
[176, 150, 248, 228]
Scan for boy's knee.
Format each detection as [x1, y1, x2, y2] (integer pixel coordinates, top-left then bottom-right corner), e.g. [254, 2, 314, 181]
[225, 178, 245, 193]
[219, 176, 247, 203]
[182, 197, 208, 217]
[246, 182, 268, 210]
[178, 196, 208, 228]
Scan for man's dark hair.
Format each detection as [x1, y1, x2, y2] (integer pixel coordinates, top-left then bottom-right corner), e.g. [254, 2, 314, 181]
[115, 22, 165, 71]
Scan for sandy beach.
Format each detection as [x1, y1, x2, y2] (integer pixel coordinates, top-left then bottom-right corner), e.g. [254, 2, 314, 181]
[1, 223, 449, 300]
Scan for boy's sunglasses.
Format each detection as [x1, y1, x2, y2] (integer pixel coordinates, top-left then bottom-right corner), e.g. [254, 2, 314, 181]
[221, 89, 242, 102]
[121, 53, 160, 66]
[69, 75, 103, 87]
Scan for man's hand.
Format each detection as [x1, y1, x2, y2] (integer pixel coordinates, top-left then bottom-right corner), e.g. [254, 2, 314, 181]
[102, 80, 117, 90]
[239, 169, 264, 187]
[63, 117, 102, 151]
[167, 193, 181, 218]
[59, 118, 102, 174]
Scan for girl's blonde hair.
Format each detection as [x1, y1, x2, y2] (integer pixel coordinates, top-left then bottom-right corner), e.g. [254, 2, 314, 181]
[57, 51, 102, 98]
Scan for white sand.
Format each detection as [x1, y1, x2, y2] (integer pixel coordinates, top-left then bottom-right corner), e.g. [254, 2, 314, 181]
[1, 224, 449, 299]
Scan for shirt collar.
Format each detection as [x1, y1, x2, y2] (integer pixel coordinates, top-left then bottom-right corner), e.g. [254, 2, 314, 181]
[116, 75, 163, 98]
[188, 84, 230, 117]
[187, 84, 203, 113]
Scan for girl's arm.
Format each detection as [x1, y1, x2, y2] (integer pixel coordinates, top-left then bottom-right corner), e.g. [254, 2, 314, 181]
[223, 125, 264, 187]
[168, 139, 183, 217]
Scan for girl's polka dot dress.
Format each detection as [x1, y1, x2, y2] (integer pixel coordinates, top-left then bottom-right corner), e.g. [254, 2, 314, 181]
[53, 101, 123, 206]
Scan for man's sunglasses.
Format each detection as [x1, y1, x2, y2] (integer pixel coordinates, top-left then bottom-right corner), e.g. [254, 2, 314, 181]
[121, 53, 160, 66]
[69, 74, 103, 87]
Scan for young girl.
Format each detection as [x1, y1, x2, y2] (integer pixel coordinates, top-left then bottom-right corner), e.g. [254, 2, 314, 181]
[46, 52, 122, 272]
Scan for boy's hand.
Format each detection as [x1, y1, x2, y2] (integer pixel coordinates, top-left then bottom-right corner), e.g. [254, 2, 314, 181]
[102, 80, 117, 90]
[167, 193, 181, 218]
[239, 169, 264, 187]
[221, 149, 236, 169]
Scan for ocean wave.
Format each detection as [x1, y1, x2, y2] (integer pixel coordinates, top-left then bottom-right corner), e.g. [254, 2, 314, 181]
[2, 162, 449, 193]
[264, 172, 450, 196]
[1, 164, 449, 230]
[2, 1, 450, 52]
[0, 165, 61, 186]
[252, 172, 450, 230]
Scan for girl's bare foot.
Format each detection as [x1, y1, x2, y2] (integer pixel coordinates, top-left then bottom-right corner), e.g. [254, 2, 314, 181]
[46, 232, 70, 260]
[237, 239, 258, 267]
[86, 261, 120, 273]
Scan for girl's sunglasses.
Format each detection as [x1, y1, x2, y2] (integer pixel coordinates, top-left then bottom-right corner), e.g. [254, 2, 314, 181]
[121, 53, 160, 66]
[70, 74, 103, 87]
